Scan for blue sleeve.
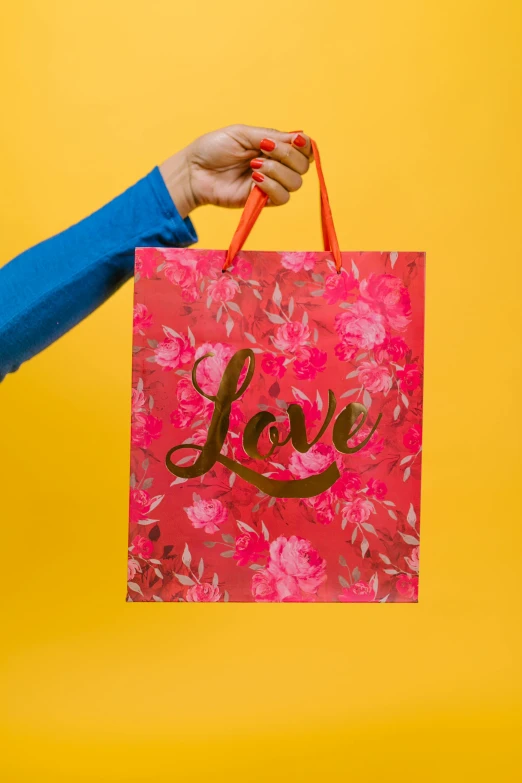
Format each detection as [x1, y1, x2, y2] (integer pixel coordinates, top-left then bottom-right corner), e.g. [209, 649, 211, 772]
[0, 167, 197, 381]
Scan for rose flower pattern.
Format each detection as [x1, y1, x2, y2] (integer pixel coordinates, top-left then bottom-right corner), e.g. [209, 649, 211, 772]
[129, 249, 424, 602]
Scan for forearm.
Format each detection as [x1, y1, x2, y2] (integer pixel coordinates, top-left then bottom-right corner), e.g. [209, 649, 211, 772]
[0, 167, 197, 381]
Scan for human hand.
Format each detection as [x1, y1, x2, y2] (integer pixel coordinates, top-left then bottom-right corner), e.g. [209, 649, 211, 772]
[159, 124, 312, 219]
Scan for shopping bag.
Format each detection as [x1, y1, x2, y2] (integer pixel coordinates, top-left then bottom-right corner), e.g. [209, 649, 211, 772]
[128, 140, 425, 603]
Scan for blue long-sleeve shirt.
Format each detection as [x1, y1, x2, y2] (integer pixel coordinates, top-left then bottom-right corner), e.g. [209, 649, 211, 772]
[0, 167, 197, 381]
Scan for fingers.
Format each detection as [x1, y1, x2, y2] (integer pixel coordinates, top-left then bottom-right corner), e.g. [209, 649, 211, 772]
[257, 133, 311, 176]
[230, 124, 313, 207]
[250, 157, 303, 194]
[250, 171, 291, 206]
[232, 124, 312, 173]
[249, 131, 312, 205]
[286, 131, 313, 161]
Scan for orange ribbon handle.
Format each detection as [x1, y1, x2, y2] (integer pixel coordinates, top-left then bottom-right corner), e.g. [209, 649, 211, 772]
[223, 138, 342, 273]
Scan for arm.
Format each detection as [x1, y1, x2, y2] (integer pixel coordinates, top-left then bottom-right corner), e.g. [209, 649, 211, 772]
[0, 168, 196, 381]
[0, 125, 312, 381]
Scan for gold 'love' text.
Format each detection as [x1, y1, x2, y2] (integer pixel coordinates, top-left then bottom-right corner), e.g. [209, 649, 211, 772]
[165, 349, 381, 498]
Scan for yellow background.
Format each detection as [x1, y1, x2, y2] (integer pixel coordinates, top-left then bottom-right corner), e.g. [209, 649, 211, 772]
[1, 1, 521, 780]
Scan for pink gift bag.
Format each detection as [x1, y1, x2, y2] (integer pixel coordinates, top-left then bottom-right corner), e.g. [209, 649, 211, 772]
[128, 141, 424, 603]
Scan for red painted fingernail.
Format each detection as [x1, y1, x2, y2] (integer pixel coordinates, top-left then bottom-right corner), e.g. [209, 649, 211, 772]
[293, 133, 306, 148]
[260, 138, 276, 152]
[252, 171, 265, 183]
[250, 158, 263, 169]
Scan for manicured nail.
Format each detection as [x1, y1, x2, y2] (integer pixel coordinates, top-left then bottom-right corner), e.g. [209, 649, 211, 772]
[293, 133, 307, 148]
[260, 138, 276, 152]
[250, 158, 263, 169]
[252, 171, 265, 183]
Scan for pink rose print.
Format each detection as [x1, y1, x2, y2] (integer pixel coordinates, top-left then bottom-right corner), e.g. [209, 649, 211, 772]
[334, 342, 358, 362]
[374, 336, 409, 363]
[131, 535, 154, 559]
[163, 252, 197, 277]
[268, 535, 327, 596]
[396, 574, 419, 600]
[280, 252, 315, 272]
[136, 248, 161, 278]
[251, 569, 279, 602]
[294, 346, 328, 380]
[170, 376, 210, 427]
[405, 546, 420, 573]
[357, 361, 393, 394]
[350, 425, 385, 457]
[333, 471, 362, 498]
[252, 534, 327, 603]
[194, 343, 236, 396]
[230, 257, 253, 280]
[129, 488, 152, 524]
[154, 331, 194, 371]
[261, 353, 286, 379]
[359, 273, 412, 330]
[366, 478, 387, 499]
[233, 533, 269, 566]
[397, 363, 421, 392]
[133, 303, 153, 334]
[131, 387, 145, 415]
[206, 276, 240, 303]
[129, 247, 424, 602]
[273, 321, 311, 353]
[164, 258, 199, 302]
[190, 428, 212, 446]
[180, 286, 200, 304]
[186, 583, 221, 602]
[341, 497, 375, 525]
[403, 424, 422, 452]
[185, 498, 228, 534]
[289, 443, 337, 479]
[131, 413, 162, 449]
[306, 491, 335, 525]
[334, 301, 387, 351]
[127, 558, 141, 581]
[323, 269, 358, 305]
[195, 252, 218, 278]
[338, 581, 375, 602]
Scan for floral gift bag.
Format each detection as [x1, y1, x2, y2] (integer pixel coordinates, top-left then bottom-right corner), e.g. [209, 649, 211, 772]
[128, 141, 425, 603]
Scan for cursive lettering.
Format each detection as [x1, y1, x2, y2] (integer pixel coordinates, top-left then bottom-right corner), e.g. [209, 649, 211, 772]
[166, 349, 381, 498]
